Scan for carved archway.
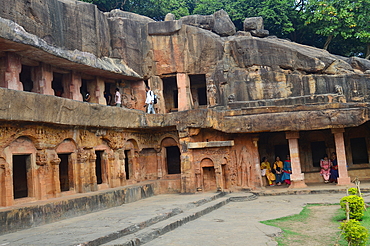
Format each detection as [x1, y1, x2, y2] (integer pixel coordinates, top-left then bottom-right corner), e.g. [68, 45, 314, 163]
[200, 158, 217, 191]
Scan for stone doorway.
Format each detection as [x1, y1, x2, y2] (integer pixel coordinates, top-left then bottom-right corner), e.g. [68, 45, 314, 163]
[202, 166, 217, 191]
[58, 154, 71, 192]
[162, 76, 178, 112]
[12, 154, 30, 199]
[189, 74, 207, 108]
[124, 150, 130, 180]
[95, 150, 106, 185]
[166, 146, 181, 174]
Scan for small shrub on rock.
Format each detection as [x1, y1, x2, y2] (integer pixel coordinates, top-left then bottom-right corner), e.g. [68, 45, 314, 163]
[340, 219, 369, 246]
[340, 195, 365, 220]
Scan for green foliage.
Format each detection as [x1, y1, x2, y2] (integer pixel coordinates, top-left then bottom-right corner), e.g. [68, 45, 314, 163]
[348, 188, 359, 195]
[340, 219, 369, 246]
[340, 195, 365, 220]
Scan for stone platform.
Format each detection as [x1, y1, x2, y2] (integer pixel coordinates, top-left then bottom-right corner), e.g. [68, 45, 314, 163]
[1, 182, 370, 245]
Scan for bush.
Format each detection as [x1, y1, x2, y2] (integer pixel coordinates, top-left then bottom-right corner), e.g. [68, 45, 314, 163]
[340, 219, 369, 246]
[348, 188, 359, 195]
[340, 195, 365, 220]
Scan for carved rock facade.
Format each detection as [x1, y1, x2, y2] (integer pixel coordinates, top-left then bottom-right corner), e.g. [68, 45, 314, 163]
[0, 0, 369, 208]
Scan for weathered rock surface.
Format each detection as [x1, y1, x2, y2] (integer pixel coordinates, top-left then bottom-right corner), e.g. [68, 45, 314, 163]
[213, 10, 236, 36]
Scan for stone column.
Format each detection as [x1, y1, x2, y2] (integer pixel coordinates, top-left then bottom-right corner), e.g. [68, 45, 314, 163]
[177, 73, 193, 111]
[50, 156, 61, 197]
[2, 52, 23, 90]
[35, 149, 48, 200]
[69, 72, 83, 101]
[252, 137, 263, 188]
[89, 151, 98, 192]
[87, 77, 106, 104]
[214, 162, 223, 191]
[179, 130, 196, 193]
[331, 128, 351, 185]
[32, 63, 53, 95]
[0, 158, 13, 206]
[286, 131, 307, 188]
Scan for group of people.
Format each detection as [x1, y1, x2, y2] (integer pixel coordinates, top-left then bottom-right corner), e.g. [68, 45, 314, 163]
[319, 152, 339, 183]
[260, 152, 339, 186]
[260, 155, 292, 186]
[102, 86, 156, 114]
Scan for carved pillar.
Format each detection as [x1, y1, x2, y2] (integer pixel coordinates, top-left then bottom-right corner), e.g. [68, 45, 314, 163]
[195, 167, 202, 191]
[32, 63, 53, 95]
[50, 155, 61, 197]
[2, 52, 23, 90]
[109, 149, 120, 187]
[286, 131, 307, 188]
[77, 148, 88, 193]
[179, 130, 196, 193]
[89, 151, 97, 191]
[157, 150, 163, 179]
[35, 149, 49, 200]
[331, 128, 351, 185]
[177, 73, 193, 111]
[214, 162, 223, 192]
[116, 150, 126, 187]
[95, 77, 106, 105]
[0, 158, 13, 206]
[69, 72, 83, 101]
[133, 150, 140, 182]
[252, 137, 263, 188]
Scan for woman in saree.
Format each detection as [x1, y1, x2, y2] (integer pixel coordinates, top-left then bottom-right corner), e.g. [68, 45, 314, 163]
[320, 154, 332, 183]
[260, 157, 276, 186]
[273, 156, 283, 186]
[281, 155, 292, 185]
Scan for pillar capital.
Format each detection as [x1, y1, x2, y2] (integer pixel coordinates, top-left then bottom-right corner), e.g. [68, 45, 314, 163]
[286, 131, 299, 139]
[331, 128, 345, 134]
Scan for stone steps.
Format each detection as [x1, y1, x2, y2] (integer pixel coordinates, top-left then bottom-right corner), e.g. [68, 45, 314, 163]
[100, 193, 257, 246]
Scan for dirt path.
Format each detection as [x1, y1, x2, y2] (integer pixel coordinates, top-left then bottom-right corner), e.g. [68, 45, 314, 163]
[276, 205, 342, 246]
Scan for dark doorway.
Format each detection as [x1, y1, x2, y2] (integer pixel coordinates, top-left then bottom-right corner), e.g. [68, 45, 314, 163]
[124, 150, 130, 180]
[189, 74, 207, 107]
[311, 141, 327, 167]
[350, 138, 369, 164]
[274, 144, 289, 161]
[58, 154, 70, 192]
[20, 65, 33, 92]
[52, 72, 64, 97]
[166, 146, 181, 174]
[13, 155, 30, 199]
[162, 76, 178, 112]
[95, 151, 104, 184]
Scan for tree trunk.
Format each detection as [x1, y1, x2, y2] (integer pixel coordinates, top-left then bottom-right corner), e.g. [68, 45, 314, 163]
[323, 35, 333, 50]
[366, 43, 370, 60]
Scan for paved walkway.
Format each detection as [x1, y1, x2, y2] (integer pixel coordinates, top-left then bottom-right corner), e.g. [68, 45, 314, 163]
[0, 182, 369, 246]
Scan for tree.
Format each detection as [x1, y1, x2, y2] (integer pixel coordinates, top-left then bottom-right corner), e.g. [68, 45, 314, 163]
[304, 0, 360, 50]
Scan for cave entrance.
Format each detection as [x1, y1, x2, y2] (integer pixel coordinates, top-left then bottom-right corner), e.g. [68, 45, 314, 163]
[58, 153, 71, 192]
[95, 151, 106, 185]
[162, 76, 178, 112]
[189, 74, 207, 108]
[20, 65, 33, 92]
[166, 146, 181, 174]
[124, 150, 131, 180]
[12, 155, 30, 199]
[52, 72, 64, 97]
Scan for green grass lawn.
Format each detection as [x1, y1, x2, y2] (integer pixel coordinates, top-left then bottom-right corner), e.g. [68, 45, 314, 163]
[261, 203, 370, 246]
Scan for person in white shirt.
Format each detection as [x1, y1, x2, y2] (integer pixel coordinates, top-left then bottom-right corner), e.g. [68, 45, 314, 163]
[145, 86, 155, 114]
[115, 88, 121, 107]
